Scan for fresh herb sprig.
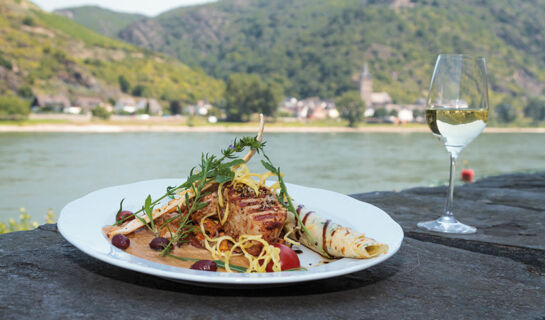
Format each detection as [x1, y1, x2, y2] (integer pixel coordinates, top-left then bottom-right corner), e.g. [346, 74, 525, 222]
[114, 136, 266, 264]
[133, 195, 158, 236]
[261, 153, 331, 259]
[113, 137, 265, 227]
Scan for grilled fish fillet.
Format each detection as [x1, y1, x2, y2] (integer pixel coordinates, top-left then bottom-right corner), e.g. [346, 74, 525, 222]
[222, 184, 287, 246]
[189, 187, 219, 224]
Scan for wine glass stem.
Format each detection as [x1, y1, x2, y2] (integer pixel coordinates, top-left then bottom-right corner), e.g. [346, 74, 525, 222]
[444, 153, 458, 217]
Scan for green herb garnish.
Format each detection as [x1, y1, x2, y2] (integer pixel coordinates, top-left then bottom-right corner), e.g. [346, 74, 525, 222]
[261, 153, 331, 259]
[113, 134, 321, 269]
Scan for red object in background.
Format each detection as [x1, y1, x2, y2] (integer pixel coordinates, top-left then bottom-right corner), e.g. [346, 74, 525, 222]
[461, 169, 475, 183]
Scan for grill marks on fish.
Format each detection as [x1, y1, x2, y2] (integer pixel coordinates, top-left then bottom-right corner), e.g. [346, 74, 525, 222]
[168, 183, 287, 254]
[223, 185, 287, 244]
[116, 180, 287, 256]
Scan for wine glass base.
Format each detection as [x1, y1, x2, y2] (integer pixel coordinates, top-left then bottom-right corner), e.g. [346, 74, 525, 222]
[417, 215, 476, 234]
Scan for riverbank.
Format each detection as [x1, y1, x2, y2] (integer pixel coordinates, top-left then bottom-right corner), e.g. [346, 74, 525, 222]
[1, 123, 544, 133]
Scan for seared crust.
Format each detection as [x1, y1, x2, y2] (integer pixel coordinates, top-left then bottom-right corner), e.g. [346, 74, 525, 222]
[189, 186, 219, 224]
[223, 184, 287, 244]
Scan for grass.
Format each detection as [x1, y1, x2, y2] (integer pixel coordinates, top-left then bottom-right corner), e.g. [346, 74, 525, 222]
[2, 116, 541, 130]
[0, 119, 71, 125]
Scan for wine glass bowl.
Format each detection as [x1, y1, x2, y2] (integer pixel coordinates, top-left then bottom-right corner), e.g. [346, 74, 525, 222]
[417, 54, 489, 234]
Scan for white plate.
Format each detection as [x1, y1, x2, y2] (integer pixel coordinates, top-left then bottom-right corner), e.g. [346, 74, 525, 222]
[58, 179, 403, 286]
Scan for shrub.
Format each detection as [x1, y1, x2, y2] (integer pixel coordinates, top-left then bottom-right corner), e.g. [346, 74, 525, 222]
[0, 208, 55, 234]
[0, 55, 12, 69]
[374, 107, 388, 118]
[0, 95, 31, 120]
[22, 16, 35, 26]
[91, 106, 111, 120]
[494, 103, 518, 123]
[16, 86, 34, 99]
[523, 98, 545, 122]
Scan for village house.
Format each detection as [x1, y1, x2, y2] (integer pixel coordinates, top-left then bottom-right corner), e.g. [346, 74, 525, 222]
[115, 98, 163, 115]
[185, 100, 213, 116]
[115, 97, 137, 114]
[279, 97, 339, 120]
[32, 94, 71, 112]
[359, 63, 425, 123]
[136, 99, 163, 115]
[72, 97, 104, 114]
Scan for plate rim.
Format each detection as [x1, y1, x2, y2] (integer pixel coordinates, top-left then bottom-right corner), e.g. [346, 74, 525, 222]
[58, 179, 404, 285]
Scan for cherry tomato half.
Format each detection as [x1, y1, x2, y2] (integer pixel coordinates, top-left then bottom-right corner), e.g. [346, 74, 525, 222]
[266, 243, 301, 272]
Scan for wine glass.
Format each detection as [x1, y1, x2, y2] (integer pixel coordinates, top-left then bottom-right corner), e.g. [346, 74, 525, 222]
[417, 54, 489, 234]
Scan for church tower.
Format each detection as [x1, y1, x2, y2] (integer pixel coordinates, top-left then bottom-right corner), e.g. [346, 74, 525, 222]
[360, 63, 372, 108]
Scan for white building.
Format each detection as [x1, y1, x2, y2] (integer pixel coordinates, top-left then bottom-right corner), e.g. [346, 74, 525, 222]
[115, 97, 137, 114]
[398, 108, 414, 123]
[186, 100, 213, 116]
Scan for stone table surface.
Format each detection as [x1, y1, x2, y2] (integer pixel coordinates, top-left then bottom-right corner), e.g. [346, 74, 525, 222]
[1, 172, 545, 319]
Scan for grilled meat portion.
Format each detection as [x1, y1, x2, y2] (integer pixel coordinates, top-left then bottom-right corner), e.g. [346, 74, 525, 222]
[222, 184, 287, 245]
[190, 189, 219, 224]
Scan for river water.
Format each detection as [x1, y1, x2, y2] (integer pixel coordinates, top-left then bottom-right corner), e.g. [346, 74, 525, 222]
[1, 132, 544, 222]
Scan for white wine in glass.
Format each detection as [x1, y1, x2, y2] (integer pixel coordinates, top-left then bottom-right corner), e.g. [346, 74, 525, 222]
[417, 54, 489, 234]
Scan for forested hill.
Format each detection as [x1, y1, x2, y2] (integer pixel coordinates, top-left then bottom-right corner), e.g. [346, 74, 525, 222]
[0, 0, 224, 103]
[112, 0, 545, 105]
[54, 6, 146, 38]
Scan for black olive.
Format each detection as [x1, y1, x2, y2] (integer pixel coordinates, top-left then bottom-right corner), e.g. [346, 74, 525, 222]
[112, 234, 130, 250]
[116, 210, 134, 223]
[190, 260, 217, 272]
[149, 237, 170, 251]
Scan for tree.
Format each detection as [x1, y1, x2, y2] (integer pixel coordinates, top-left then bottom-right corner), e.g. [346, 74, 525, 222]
[132, 84, 147, 97]
[91, 106, 111, 120]
[523, 98, 545, 122]
[22, 17, 35, 26]
[16, 86, 33, 99]
[0, 54, 12, 70]
[374, 107, 388, 118]
[336, 91, 365, 127]
[118, 75, 131, 93]
[224, 73, 282, 122]
[0, 95, 30, 120]
[494, 102, 518, 123]
[170, 100, 182, 115]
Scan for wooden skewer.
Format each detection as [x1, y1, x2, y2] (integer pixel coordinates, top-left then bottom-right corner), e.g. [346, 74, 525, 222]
[243, 113, 265, 163]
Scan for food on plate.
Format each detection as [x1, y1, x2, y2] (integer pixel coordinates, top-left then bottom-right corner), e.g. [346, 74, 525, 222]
[103, 115, 386, 273]
[285, 204, 388, 259]
[265, 243, 300, 272]
[111, 234, 130, 250]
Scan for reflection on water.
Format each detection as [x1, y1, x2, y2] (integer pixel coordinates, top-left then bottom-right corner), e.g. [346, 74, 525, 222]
[1, 132, 544, 222]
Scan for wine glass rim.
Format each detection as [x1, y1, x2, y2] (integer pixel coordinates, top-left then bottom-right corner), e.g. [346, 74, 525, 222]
[438, 53, 485, 60]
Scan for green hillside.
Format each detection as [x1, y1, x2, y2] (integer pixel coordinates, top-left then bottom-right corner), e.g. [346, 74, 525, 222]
[0, 0, 224, 104]
[117, 0, 545, 107]
[54, 5, 145, 38]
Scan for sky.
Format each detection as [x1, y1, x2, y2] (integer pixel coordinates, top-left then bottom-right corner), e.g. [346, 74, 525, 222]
[32, 0, 216, 16]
